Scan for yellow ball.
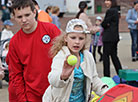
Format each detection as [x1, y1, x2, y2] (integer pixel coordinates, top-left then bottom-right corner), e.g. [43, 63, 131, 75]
[67, 55, 77, 66]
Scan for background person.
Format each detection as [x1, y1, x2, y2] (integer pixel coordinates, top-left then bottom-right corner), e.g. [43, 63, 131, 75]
[101, 0, 122, 77]
[1, 5, 11, 22]
[76, 1, 100, 50]
[51, 6, 61, 29]
[1, 20, 14, 41]
[45, 6, 52, 16]
[32, 0, 52, 23]
[43, 19, 108, 102]
[6, 0, 60, 101]
[126, 1, 138, 62]
[91, 16, 103, 63]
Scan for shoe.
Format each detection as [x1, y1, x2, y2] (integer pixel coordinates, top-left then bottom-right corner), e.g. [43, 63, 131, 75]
[0, 80, 2, 89]
[132, 58, 136, 62]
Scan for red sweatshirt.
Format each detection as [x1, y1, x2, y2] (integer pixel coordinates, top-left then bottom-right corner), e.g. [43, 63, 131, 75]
[6, 21, 60, 102]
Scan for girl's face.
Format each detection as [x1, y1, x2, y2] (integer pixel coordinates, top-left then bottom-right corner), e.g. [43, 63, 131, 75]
[96, 19, 102, 26]
[84, 6, 88, 12]
[64, 26, 86, 55]
[104, 0, 112, 8]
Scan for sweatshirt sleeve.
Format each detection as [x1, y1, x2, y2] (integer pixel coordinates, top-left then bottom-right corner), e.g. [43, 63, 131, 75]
[101, 8, 118, 29]
[48, 54, 71, 88]
[126, 9, 136, 24]
[87, 52, 108, 96]
[91, 59, 107, 94]
[8, 39, 27, 102]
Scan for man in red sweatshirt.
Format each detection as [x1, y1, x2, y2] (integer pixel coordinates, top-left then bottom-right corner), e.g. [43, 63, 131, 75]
[6, 0, 60, 102]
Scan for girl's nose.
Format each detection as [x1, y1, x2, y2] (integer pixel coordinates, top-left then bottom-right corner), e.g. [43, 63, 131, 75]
[75, 38, 80, 43]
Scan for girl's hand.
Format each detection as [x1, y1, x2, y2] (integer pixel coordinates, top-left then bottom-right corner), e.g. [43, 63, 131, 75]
[60, 56, 75, 81]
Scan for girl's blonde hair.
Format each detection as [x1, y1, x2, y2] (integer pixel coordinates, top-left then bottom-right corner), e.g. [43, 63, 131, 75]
[50, 30, 90, 58]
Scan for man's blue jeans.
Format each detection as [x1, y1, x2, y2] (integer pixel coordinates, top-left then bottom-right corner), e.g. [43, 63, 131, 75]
[130, 29, 138, 58]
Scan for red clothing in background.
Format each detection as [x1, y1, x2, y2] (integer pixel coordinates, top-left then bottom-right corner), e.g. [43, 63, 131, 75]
[6, 21, 60, 102]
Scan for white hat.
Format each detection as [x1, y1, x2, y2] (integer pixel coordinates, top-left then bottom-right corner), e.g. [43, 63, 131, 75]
[65, 19, 90, 34]
[96, 16, 102, 21]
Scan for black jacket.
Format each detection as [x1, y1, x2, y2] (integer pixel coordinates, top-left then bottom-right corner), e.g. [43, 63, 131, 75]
[101, 7, 120, 42]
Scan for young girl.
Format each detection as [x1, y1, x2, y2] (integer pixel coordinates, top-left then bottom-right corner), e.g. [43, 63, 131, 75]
[51, 6, 61, 29]
[91, 16, 103, 63]
[43, 19, 108, 102]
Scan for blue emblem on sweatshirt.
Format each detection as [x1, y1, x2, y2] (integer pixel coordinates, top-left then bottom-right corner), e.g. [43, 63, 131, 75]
[42, 35, 50, 44]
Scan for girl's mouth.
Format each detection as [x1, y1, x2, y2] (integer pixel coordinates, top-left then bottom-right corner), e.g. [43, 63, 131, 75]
[73, 46, 80, 49]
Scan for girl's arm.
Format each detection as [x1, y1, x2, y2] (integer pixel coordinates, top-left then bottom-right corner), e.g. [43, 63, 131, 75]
[48, 54, 75, 88]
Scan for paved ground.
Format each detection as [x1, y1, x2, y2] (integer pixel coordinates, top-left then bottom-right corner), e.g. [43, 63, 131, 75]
[0, 13, 138, 102]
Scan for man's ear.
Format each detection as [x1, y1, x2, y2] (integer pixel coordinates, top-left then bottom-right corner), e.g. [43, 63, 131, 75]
[33, 9, 38, 20]
[11, 13, 15, 19]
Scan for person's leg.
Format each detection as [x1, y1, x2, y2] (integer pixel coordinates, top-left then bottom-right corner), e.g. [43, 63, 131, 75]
[130, 29, 137, 61]
[136, 30, 138, 60]
[110, 42, 122, 75]
[93, 46, 97, 62]
[103, 42, 110, 77]
[98, 46, 103, 62]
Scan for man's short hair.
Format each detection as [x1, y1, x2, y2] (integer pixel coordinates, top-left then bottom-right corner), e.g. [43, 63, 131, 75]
[11, 0, 36, 15]
[32, 0, 38, 6]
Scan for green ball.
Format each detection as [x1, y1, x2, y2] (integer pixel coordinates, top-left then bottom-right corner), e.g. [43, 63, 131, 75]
[67, 55, 78, 66]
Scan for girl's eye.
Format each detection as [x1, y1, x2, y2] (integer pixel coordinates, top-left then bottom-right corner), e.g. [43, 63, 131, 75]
[70, 37, 76, 39]
[79, 37, 84, 40]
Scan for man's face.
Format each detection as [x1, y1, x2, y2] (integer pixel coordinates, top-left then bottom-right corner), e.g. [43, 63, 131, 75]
[134, 4, 138, 11]
[13, 6, 37, 33]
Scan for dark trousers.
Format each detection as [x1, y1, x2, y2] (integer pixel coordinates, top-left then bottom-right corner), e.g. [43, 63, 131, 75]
[130, 29, 138, 58]
[93, 46, 102, 62]
[103, 42, 122, 77]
